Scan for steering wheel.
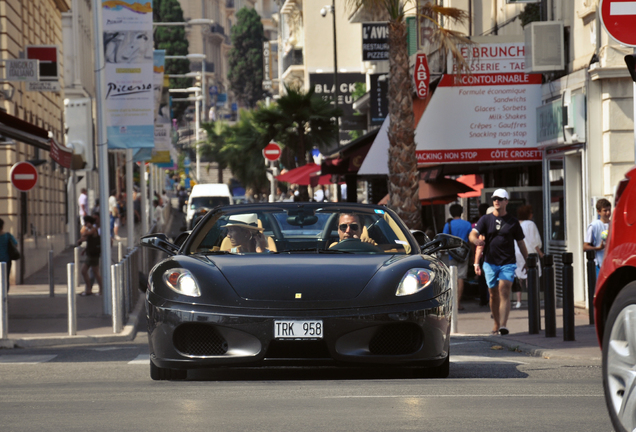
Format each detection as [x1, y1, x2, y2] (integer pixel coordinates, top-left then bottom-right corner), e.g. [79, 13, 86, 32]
[329, 238, 383, 253]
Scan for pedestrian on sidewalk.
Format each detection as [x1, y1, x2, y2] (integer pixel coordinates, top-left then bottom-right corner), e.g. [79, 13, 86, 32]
[474, 203, 492, 307]
[152, 199, 164, 232]
[0, 218, 18, 292]
[513, 205, 544, 309]
[470, 189, 529, 336]
[443, 204, 472, 310]
[78, 215, 102, 296]
[583, 198, 611, 278]
[109, 190, 121, 240]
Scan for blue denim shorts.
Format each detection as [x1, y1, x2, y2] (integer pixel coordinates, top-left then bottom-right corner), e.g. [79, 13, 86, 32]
[483, 262, 517, 289]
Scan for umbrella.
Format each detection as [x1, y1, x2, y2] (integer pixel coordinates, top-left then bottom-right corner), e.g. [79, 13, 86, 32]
[456, 174, 483, 198]
[378, 178, 475, 206]
[277, 163, 331, 186]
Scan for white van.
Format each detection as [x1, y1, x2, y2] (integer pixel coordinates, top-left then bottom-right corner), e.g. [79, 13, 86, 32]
[186, 183, 234, 229]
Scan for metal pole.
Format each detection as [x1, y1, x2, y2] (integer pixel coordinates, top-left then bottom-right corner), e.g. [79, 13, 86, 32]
[111, 263, 122, 333]
[118, 241, 125, 263]
[74, 246, 81, 294]
[526, 254, 540, 334]
[450, 265, 458, 334]
[67, 263, 76, 336]
[48, 249, 55, 297]
[331, 0, 339, 146]
[585, 249, 596, 325]
[201, 60, 206, 122]
[92, 0, 112, 315]
[0, 262, 7, 339]
[126, 148, 134, 248]
[141, 163, 148, 235]
[543, 254, 556, 337]
[195, 90, 201, 183]
[149, 164, 155, 226]
[562, 252, 575, 341]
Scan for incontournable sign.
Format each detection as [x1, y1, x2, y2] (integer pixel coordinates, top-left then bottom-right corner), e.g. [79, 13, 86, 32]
[5, 59, 39, 82]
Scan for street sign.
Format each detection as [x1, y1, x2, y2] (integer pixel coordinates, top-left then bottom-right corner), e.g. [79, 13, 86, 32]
[263, 142, 281, 162]
[10, 161, 38, 192]
[26, 45, 59, 80]
[414, 54, 430, 99]
[600, 0, 636, 47]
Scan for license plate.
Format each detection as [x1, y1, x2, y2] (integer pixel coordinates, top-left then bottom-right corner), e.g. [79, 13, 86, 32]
[274, 320, 323, 339]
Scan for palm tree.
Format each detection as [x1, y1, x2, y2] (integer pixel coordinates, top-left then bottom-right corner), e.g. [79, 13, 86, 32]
[344, 0, 470, 229]
[199, 121, 230, 184]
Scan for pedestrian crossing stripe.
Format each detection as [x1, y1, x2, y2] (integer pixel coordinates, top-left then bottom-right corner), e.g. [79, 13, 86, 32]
[0, 355, 57, 364]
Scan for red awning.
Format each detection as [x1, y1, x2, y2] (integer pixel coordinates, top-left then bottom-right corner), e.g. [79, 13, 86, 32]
[378, 178, 475, 206]
[277, 163, 331, 186]
[456, 174, 483, 198]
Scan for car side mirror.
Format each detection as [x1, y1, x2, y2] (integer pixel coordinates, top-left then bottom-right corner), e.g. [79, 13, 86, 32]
[173, 231, 190, 248]
[410, 230, 430, 246]
[140, 233, 179, 256]
[420, 233, 464, 255]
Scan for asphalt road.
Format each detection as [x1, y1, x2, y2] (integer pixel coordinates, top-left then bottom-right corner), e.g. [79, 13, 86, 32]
[0, 320, 611, 432]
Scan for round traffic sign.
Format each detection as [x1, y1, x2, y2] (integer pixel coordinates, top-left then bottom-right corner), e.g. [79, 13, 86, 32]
[263, 142, 281, 162]
[10, 161, 38, 192]
[600, 0, 636, 47]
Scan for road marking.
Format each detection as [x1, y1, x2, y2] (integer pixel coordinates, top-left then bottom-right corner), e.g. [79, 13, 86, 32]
[611, 1, 636, 15]
[89, 347, 137, 351]
[324, 394, 604, 398]
[0, 355, 57, 364]
[451, 355, 528, 364]
[128, 354, 150, 364]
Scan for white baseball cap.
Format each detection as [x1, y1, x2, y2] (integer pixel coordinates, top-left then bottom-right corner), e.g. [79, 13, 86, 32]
[492, 189, 509, 200]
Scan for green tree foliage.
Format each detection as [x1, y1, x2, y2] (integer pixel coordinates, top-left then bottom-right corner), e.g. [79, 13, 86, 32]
[253, 84, 341, 169]
[153, 0, 192, 120]
[228, 8, 265, 108]
[199, 121, 231, 184]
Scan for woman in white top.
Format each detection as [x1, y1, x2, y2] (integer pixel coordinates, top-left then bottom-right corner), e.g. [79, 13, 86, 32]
[514, 205, 544, 308]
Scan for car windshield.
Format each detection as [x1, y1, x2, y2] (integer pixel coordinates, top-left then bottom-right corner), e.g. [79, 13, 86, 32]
[189, 196, 231, 210]
[187, 206, 415, 255]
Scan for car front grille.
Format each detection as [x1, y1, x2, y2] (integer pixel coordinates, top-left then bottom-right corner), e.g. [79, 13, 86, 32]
[173, 323, 229, 357]
[368, 323, 423, 355]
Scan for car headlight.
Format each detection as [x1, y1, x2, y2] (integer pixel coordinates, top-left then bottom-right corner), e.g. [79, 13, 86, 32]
[162, 268, 201, 297]
[396, 269, 435, 296]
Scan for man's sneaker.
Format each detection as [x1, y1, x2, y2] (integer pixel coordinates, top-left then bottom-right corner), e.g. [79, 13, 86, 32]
[514, 301, 521, 309]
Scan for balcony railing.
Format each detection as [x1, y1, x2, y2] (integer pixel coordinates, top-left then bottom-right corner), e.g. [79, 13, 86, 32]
[282, 48, 303, 73]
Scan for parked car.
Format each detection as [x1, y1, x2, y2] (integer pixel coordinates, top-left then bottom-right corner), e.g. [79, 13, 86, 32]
[594, 165, 636, 432]
[141, 202, 462, 380]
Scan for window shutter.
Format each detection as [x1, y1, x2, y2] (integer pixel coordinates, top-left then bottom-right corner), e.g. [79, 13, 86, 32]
[406, 16, 418, 56]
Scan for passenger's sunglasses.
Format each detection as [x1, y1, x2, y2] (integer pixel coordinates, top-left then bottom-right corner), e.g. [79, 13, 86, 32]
[339, 223, 359, 231]
[492, 197, 506, 202]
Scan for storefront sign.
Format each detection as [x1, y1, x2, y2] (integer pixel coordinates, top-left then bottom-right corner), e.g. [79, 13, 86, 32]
[536, 99, 563, 144]
[370, 74, 388, 126]
[310, 72, 367, 131]
[362, 23, 389, 61]
[102, 0, 154, 149]
[414, 54, 430, 99]
[5, 60, 39, 82]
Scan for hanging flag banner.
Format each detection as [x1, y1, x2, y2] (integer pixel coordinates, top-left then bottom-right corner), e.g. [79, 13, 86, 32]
[102, 0, 154, 149]
[151, 50, 173, 163]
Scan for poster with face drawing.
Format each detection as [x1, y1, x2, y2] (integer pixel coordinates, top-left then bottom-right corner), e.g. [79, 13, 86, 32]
[102, 0, 154, 149]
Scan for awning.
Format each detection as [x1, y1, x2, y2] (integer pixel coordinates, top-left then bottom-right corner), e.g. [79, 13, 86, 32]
[321, 128, 378, 175]
[277, 163, 331, 186]
[378, 178, 475, 206]
[456, 174, 484, 198]
[0, 111, 51, 151]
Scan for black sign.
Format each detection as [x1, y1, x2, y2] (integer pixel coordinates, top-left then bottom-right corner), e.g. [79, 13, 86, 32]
[362, 23, 389, 61]
[370, 74, 388, 126]
[310, 73, 367, 131]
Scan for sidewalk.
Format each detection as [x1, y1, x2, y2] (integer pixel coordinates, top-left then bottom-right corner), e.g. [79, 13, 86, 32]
[0, 205, 184, 349]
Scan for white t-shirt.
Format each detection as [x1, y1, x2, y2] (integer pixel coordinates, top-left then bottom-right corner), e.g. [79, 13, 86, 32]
[515, 220, 543, 279]
[78, 193, 88, 218]
[585, 219, 609, 267]
[108, 195, 118, 217]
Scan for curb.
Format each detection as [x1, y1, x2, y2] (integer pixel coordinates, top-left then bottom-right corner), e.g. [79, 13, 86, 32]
[0, 296, 145, 349]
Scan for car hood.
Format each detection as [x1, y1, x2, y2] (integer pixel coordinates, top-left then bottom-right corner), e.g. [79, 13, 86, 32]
[209, 255, 390, 301]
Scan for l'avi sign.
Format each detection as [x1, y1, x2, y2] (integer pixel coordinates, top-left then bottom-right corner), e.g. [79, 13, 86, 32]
[414, 54, 430, 99]
[362, 23, 389, 61]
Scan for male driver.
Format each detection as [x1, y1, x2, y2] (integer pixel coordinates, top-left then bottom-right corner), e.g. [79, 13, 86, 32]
[469, 189, 528, 335]
[331, 213, 376, 246]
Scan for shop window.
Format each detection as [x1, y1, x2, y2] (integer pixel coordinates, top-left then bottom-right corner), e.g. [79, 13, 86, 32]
[549, 159, 565, 241]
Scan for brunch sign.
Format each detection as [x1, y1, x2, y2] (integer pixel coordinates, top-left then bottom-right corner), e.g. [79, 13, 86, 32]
[102, 0, 154, 149]
[414, 39, 543, 163]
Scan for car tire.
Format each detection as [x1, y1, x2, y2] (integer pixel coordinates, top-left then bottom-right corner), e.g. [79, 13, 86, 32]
[414, 355, 450, 379]
[602, 281, 636, 432]
[150, 360, 187, 381]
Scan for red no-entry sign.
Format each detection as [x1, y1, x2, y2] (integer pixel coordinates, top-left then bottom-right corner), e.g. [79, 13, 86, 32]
[263, 142, 282, 162]
[600, 0, 636, 47]
[10, 161, 38, 192]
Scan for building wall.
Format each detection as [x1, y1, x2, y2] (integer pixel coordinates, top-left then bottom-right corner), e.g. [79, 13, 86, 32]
[0, 0, 71, 283]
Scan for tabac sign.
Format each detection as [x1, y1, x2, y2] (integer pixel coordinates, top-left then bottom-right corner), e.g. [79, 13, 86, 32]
[414, 54, 430, 99]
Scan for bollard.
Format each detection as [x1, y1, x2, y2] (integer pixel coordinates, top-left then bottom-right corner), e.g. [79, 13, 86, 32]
[543, 255, 557, 337]
[585, 250, 596, 325]
[111, 263, 123, 333]
[49, 250, 55, 297]
[118, 242, 125, 263]
[0, 262, 8, 339]
[67, 263, 76, 336]
[74, 246, 81, 294]
[526, 254, 540, 334]
[450, 265, 458, 334]
[562, 252, 575, 341]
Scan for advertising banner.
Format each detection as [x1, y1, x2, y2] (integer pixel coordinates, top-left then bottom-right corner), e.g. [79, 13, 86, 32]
[151, 50, 173, 163]
[370, 74, 388, 126]
[310, 72, 367, 131]
[102, 0, 154, 149]
[414, 41, 542, 164]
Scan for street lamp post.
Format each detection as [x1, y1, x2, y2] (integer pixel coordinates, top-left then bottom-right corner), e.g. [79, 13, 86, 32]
[170, 87, 203, 183]
[321, 1, 339, 146]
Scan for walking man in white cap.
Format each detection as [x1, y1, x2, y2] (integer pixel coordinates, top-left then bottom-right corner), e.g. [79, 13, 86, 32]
[469, 189, 529, 335]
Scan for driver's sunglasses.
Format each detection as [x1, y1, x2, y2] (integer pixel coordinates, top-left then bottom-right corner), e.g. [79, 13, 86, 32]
[492, 197, 506, 202]
[339, 223, 359, 231]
